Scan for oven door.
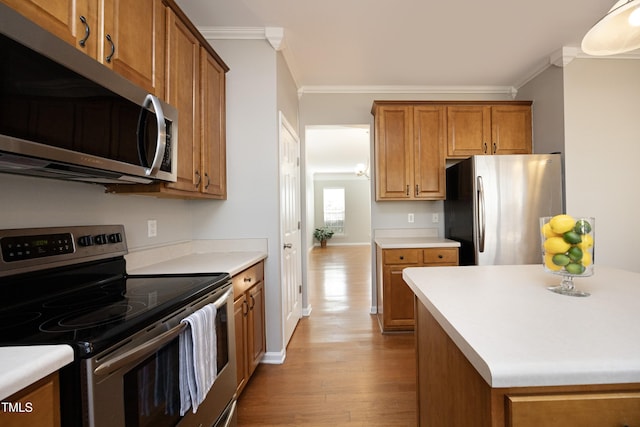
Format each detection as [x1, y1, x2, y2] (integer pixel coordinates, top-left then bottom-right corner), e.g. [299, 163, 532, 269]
[84, 282, 236, 427]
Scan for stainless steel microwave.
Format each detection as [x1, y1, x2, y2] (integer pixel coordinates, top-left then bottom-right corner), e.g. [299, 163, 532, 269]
[0, 4, 177, 184]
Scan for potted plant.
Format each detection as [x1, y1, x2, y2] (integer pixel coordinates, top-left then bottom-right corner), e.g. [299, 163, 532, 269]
[313, 227, 334, 248]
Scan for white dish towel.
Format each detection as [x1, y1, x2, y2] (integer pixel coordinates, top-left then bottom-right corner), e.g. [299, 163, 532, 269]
[179, 303, 218, 416]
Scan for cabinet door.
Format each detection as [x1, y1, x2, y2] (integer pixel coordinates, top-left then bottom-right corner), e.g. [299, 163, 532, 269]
[491, 105, 532, 154]
[2, 0, 98, 58]
[233, 296, 248, 395]
[413, 105, 446, 199]
[102, 0, 165, 97]
[200, 47, 227, 198]
[382, 266, 416, 330]
[166, 10, 201, 192]
[0, 373, 61, 427]
[447, 105, 491, 157]
[374, 105, 413, 200]
[247, 281, 266, 377]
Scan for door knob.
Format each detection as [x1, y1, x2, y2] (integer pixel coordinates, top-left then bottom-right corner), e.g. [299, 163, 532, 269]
[283, 243, 292, 249]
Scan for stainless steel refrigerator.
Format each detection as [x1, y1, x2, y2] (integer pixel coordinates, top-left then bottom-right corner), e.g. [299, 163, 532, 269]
[444, 154, 564, 265]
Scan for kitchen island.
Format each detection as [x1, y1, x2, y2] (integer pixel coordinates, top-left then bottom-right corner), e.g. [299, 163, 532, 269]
[403, 264, 640, 427]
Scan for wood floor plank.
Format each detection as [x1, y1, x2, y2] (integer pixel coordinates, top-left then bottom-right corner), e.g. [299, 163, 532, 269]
[237, 245, 417, 426]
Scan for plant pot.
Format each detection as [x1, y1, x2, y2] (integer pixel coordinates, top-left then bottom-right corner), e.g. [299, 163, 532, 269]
[320, 240, 327, 248]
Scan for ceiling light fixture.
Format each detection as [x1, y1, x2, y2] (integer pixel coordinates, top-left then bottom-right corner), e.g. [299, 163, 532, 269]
[582, 0, 640, 55]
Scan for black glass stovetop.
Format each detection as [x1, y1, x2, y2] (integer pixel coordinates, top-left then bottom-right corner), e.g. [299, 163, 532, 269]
[0, 257, 229, 357]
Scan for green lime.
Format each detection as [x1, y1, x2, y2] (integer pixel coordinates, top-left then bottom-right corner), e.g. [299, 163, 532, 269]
[552, 253, 571, 266]
[574, 219, 592, 235]
[567, 246, 583, 262]
[565, 262, 586, 275]
[562, 231, 582, 244]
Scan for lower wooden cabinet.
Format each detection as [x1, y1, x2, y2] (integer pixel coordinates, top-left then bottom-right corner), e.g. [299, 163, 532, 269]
[233, 261, 266, 396]
[376, 246, 458, 332]
[415, 301, 640, 427]
[0, 372, 61, 427]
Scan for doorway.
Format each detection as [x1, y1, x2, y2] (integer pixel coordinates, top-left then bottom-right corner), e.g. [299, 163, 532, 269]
[303, 124, 372, 314]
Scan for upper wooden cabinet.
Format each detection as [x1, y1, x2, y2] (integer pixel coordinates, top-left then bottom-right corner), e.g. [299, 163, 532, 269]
[0, 0, 99, 58]
[2, 0, 165, 97]
[101, 0, 166, 97]
[447, 103, 532, 157]
[373, 102, 446, 201]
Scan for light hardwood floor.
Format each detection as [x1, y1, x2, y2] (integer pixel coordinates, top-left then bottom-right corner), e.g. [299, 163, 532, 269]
[237, 245, 417, 426]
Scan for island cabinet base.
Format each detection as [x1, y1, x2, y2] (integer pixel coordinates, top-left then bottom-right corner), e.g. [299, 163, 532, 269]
[415, 300, 640, 427]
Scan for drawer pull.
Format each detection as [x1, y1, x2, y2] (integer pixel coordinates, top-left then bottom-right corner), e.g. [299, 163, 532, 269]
[79, 16, 90, 47]
[399, 256, 404, 260]
[244, 277, 252, 283]
[438, 254, 443, 259]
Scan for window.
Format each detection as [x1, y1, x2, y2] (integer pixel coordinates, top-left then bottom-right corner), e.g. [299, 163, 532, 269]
[323, 188, 345, 234]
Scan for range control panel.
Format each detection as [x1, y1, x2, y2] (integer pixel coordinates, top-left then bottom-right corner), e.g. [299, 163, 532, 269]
[0, 225, 127, 276]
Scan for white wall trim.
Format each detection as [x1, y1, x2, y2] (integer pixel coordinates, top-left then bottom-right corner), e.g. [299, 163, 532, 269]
[261, 350, 286, 364]
[298, 84, 517, 96]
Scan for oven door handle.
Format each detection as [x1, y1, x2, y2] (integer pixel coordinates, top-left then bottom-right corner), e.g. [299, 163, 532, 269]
[93, 322, 187, 377]
[93, 287, 232, 377]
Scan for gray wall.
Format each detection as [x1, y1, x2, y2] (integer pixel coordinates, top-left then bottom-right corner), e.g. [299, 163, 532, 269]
[313, 174, 371, 245]
[563, 58, 640, 272]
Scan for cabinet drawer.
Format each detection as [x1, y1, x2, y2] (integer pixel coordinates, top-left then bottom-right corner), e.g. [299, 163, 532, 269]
[383, 249, 420, 265]
[507, 391, 640, 427]
[423, 248, 458, 265]
[233, 261, 264, 298]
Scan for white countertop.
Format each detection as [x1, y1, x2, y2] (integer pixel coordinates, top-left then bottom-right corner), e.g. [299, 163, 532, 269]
[129, 251, 267, 276]
[403, 264, 640, 388]
[375, 236, 461, 249]
[0, 345, 74, 400]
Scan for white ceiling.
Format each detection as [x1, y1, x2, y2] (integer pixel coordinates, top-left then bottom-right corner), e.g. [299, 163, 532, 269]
[175, 0, 619, 90]
[174, 0, 626, 174]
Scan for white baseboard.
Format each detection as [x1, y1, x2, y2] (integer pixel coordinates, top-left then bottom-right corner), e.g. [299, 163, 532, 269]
[302, 304, 312, 316]
[261, 349, 286, 365]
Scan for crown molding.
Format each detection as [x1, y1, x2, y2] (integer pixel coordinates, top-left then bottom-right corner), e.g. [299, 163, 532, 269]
[298, 85, 517, 97]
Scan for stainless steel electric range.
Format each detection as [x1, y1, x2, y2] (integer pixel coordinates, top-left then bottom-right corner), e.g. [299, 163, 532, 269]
[0, 225, 237, 427]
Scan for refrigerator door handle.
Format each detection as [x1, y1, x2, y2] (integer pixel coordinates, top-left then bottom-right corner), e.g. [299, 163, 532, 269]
[477, 176, 486, 253]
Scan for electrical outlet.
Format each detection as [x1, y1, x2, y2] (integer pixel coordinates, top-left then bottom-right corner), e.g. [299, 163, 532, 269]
[147, 219, 157, 238]
[432, 213, 439, 223]
[408, 213, 415, 223]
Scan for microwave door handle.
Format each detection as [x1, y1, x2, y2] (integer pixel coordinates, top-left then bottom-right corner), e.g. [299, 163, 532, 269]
[93, 321, 186, 377]
[139, 94, 167, 176]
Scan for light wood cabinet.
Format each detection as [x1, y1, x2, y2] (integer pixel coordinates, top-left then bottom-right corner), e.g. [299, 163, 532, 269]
[1, 0, 165, 97]
[415, 301, 640, 427]
[372, 102, 446, 201]
[0, 0, 99, 58]
[447, 103, 532, 158]
[0, 372, 61, 427]
[106, 4, 228, 199]
[376, 246, 458, 332]
[233, 261, 266, 396]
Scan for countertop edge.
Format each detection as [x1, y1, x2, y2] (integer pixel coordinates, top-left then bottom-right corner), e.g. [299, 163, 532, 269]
[374, 237, 461, 249]
[0, 345, 74, 401]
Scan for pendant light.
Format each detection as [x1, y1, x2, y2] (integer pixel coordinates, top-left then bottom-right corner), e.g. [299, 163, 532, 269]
[582, 0, 640, 55]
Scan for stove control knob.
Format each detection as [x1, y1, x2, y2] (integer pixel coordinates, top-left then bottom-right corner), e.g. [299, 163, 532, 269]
[78, 235, 94, 246]
[108, 233, 122, 243]
[94, 234, 108, 245]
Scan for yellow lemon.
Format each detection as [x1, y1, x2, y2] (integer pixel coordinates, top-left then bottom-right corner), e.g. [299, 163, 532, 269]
[543, 237, 571, 254]
[582, 251, 593, 266]
[544, 253, 563, 271]
[577, 234, 594, 250]
[549, 214, 576, 234]
[541, 222, 560, 238]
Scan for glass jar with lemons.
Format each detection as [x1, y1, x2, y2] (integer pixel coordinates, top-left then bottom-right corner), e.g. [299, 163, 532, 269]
[540, 215, 595, 297]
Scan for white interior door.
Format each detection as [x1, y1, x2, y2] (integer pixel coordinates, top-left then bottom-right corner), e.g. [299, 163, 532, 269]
[279, 111, 302, 347]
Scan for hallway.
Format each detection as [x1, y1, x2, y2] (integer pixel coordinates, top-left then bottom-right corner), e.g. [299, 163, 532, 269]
[237, 245, 416, 426]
